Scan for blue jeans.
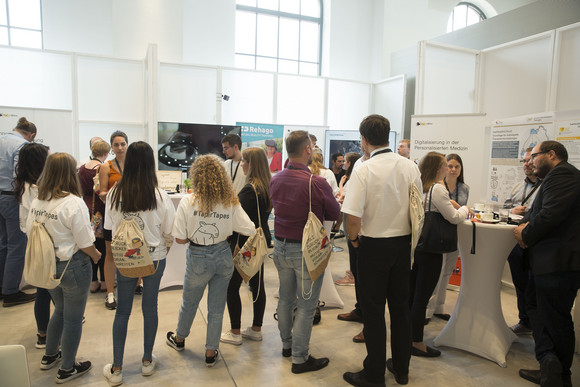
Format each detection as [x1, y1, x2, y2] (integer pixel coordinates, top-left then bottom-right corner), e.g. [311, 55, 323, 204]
[176, 241, 233, 351]
[46, 251, 92, 370]
[0, 195, 27, 295]
[113, 259, 166, 367]
[273, 239, 324, 364]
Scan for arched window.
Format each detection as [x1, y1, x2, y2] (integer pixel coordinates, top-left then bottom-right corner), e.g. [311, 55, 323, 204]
[447, 2, 486, 33]
[235, 0, 322, 76]
[0, 0, 43, 48]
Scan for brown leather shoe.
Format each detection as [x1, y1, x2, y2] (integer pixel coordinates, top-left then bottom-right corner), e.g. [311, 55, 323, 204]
[337, 310, 363, 322]
[353, 330, 365, 343]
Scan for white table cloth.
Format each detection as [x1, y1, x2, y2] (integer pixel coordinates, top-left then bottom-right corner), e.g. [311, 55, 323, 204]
[434, 220, 517, 367]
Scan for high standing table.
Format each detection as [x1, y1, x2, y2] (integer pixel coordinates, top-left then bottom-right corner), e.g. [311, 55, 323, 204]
[434, 220, 518, 367]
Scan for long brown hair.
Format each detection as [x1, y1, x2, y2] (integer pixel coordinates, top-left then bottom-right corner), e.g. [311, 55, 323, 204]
[189, 154, 239, 215]
[418, 152, 446, 194]
[109, 142, 158, 212]
[37, 153, 82, 201]
[446, 153, 465, 184]
[242, 147, 272, 212]
[344, 152, 362, 183]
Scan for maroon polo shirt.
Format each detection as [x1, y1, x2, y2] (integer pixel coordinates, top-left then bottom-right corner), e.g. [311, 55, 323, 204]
[270, 161, 341, 240]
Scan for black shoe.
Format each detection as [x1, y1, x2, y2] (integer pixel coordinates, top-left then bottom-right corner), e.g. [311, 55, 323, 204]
[55, 361, 92, 384]
[343, 370, 386, 387]
[411, 345, 441, 358]
[40, 351, 62, 370]
[540, 353, 563, 387]
[386, 358, 408, 385]
[205, 349, 219, 368]
[519, 368, 540, 384]
[3, 291, 36, 307]
[434, 313, 451, 321]
[36, 334, 47, 349]
[166, 331, 185, 352]
[291, 355, 329, 374]
[135, 284, 143, 295]
[282, 348, 292, 358]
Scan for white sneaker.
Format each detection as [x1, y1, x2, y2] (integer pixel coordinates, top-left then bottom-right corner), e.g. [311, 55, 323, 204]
[220, 331, 242, 345]
[241, 327, 263, 341]
[103, 364, 123, 386]
[142, 354, 157, 376]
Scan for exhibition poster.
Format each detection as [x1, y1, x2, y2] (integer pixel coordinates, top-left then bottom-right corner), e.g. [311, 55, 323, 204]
[554, 110, 580, 169]
[238, 122, 284, 174]
[488, 113, 554, 204]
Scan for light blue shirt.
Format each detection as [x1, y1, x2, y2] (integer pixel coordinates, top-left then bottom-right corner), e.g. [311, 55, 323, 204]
[0, 131, 28, 191]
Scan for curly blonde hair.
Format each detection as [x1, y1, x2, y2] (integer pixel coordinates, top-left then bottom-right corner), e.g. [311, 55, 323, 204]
[189, 154, 239, 215]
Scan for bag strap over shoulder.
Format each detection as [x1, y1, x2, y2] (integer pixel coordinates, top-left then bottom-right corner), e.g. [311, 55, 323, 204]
[252, 185, 262, 229]
[308, 174, 313, 213]
[425, 185, 435, 212]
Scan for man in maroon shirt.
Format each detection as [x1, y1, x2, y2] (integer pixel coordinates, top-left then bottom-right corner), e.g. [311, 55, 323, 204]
[270, 130, 341, 374]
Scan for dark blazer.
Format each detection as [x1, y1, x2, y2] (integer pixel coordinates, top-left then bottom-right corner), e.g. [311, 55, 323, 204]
[521, 161, 580, 275]
[231, 183, 272, 250]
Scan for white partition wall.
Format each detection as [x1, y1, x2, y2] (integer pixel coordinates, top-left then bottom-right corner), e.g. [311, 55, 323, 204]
[415, 42, 479, 115]
[480, 32, 554, 122]
[158, 63, 217, 124]
[277, 74, 325, 126]
[373, 74, 406, 138]
[0, 47, 72, 110]
[327, 79, 370, 130]
[221, 69, 275, 125]
[551, 22, 580, 111]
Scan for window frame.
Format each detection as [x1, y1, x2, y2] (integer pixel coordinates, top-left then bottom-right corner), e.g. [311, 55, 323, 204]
[0, 0, 44, 49]
[235, 0, 323, 76]
[447, 2, 486, 33]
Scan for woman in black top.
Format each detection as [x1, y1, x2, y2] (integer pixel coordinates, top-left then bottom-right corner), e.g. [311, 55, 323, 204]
[221, 147, 272, 345]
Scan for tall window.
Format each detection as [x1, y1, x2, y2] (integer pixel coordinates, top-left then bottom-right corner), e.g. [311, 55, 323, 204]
[0, 0, 43, 48]
[235, 0, 322, 76]
[447, 2, 486, 33]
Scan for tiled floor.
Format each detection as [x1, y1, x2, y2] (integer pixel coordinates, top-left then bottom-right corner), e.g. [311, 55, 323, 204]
[1, 237, 578, 386]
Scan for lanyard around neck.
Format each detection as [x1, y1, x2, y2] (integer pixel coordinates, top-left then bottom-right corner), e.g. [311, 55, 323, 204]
[371, 148, 392, 158]
[230, 160, 240, 182]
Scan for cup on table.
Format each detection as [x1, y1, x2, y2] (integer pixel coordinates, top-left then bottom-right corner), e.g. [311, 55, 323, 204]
[481, 212, 495, 222]
[474, 202, 484, 212]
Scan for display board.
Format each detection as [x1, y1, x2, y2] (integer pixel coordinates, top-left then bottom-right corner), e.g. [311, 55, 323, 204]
[323, 129, 397, 169]
[410, 114, 488, 205]
[0, 107, 74, 156]
[237, 122, 284, 174]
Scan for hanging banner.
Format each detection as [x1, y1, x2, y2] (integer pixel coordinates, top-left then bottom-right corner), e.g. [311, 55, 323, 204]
[487, 112, 555, 204]
[238, 122, 284, 174]
[410, 114, 487, 205]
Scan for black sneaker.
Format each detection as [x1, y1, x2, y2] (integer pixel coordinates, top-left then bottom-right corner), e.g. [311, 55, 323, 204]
[56, 361, 92, 384]
[3, 291, 36, 307]
[36, 334, 47, 349]
[291, 355, 329, 374]
[205, 349, 219, 368]
[166, 331, 184, 351]
[40, 351, 62, 370]
[135, 284, 143, 295]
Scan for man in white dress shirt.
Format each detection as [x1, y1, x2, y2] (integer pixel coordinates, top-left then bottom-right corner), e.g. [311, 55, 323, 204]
[222, 134, 246, 194]
[342, 114, 422, 387]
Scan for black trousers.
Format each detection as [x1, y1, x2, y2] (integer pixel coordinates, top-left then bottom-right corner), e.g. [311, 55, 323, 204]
[533, 270, 580, 376]
[91, 237, 106, 282]
[226, 264, 266, 330]
[357, 235, 412, 383]
[507, 244, 532, 327]
[409, 250, 443, 342]
[346, 238, 362, 317]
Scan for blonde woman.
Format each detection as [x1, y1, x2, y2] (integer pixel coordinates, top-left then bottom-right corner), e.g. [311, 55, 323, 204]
[221, 147, 272, 345]
[26, 153, 101, 383]
[309, 152, 339, 196]
[167, 154, 255, 367]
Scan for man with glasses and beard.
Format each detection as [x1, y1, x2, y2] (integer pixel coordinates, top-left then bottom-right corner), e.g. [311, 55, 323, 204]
[515, 141, 580, 387]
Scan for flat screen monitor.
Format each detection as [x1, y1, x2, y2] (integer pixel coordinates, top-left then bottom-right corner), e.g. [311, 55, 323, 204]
[157, 122, 241, 171]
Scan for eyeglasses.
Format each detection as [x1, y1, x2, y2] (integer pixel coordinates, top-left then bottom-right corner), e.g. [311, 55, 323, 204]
[530, 151, 547, 160]
[519, 158, 531, 164]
